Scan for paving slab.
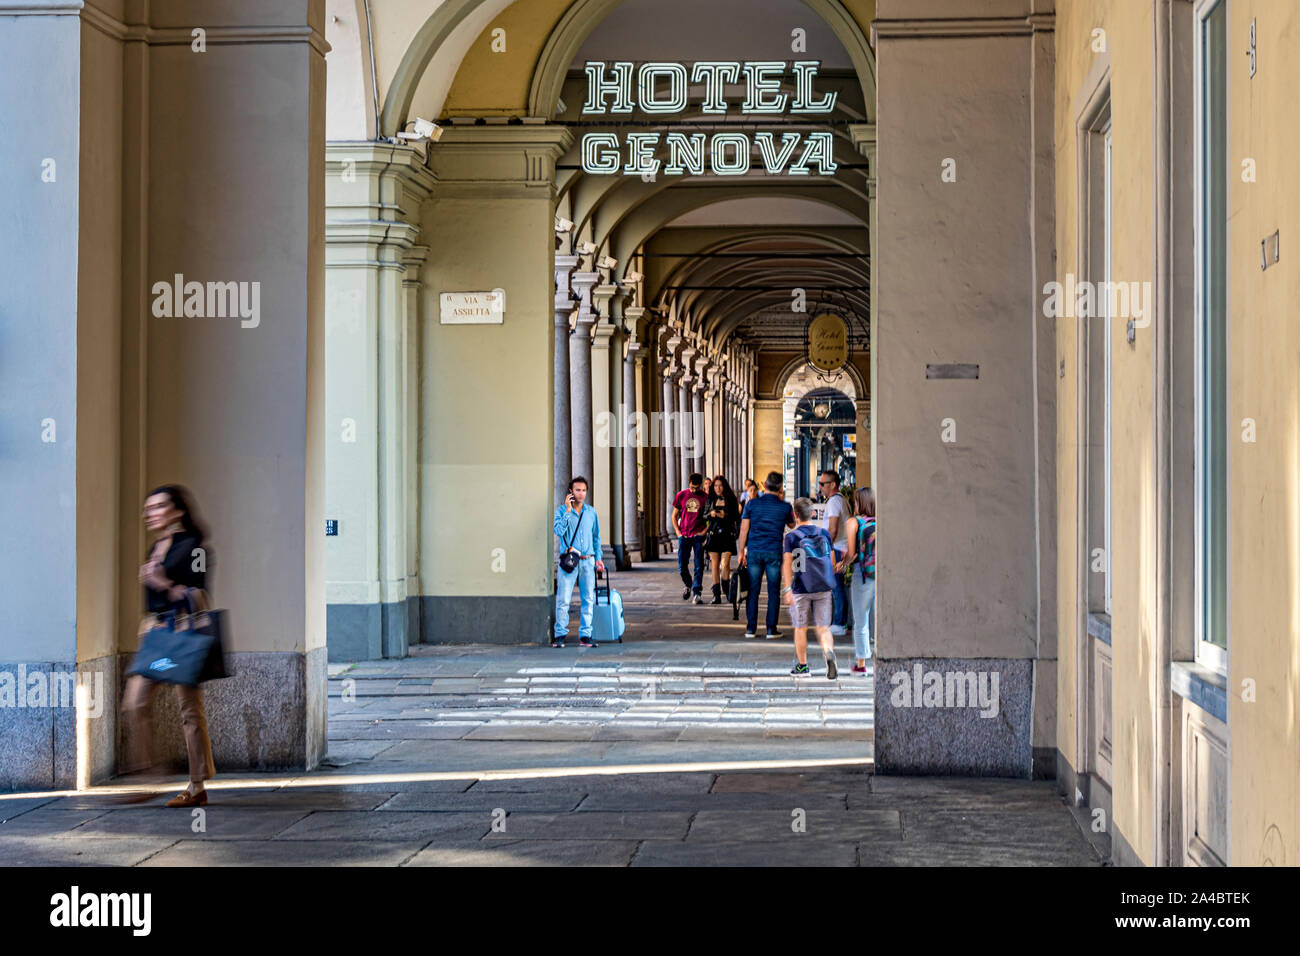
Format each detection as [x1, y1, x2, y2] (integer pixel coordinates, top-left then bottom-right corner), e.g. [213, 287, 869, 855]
[481, 811, 693, 841]
[277, 779, 474, 794]
[405, 839, 639, 867]
[712, 770, 874, 793]
[467, 772, 717, 794]
[0, 834, 180, 866]
[859, 841, 1101, 866]
[140, 839, 426, 866]
[632, 840, 858, 867]
[576, 790, 848, 812]
[0, 808, 110, 836]
[901, 809, 1087, 847]
[199, 789, 395, 811]
[273, 810, 491, 842]
[377, 790, 587, 813]
[0, 796, 59, 821]
[70, 808, 312, 841]
[687, 809, 900, 843]
[324, 740, 399, 760]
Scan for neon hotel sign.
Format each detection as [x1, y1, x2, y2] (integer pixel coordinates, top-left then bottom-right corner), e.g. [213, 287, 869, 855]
[579, 61, 838, 176]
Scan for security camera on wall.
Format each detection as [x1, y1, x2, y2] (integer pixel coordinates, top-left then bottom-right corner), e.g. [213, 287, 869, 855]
[555, 216, 574, 233]
[397, 117, 443, 142]
[576, 240, 597, 256]
[596, 255, 617, 270]
[623, 270, 643, 284]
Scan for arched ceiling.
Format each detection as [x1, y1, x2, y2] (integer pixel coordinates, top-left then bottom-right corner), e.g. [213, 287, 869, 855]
[367, 0, 876, 364]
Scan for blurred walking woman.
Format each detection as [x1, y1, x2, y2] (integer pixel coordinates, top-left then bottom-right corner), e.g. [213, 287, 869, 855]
[122, 485, 216, 806]
[705, 474, 741, 604]
[839, 487, 876, 673]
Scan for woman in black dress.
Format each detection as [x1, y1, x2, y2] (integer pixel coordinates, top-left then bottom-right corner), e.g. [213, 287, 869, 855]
[704, 475, 741, 604]
[121, 484, 217, 807]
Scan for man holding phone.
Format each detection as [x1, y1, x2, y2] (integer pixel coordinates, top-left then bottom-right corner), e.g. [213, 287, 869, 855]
[553, 476, 604, 648]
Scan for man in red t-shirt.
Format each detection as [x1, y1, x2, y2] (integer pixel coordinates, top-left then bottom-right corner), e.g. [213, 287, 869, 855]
[672, 473, 710, 603]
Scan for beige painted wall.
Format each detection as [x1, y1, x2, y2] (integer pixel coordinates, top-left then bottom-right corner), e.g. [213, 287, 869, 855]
[1054, 0, 1159, 865]
[1055, 0, 1300, 867]
[752, 400, 784, 487]
[142, 11, 326, 656]
[1224, 0, 1300, 868]
[419, 183, 559, 601]
[77, 21, 124, 663]
[875, 7, 1042, 661]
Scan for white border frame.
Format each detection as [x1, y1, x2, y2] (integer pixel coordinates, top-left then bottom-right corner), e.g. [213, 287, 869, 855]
[1193, 0, 1229, 676]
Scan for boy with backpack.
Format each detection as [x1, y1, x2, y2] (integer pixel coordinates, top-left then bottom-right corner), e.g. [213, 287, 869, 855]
[780, 497, 839, 679]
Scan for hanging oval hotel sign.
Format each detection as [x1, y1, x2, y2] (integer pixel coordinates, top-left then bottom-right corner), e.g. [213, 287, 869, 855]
[808, 313, 849, 373]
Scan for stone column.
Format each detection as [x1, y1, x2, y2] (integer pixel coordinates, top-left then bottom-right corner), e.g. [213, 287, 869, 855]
[850, 121, 878, 491]
[692, 384, 706, 478]
[660, 361, 679, 544]
[623, 305, 647, 566]
[0, 0, 334, 786]
[856, 399, 872, 490]
[677, 345, 695, 488]
[569, 271, 599, 485]
[728, 388, 738, 481]
[553, 255, 577, 509]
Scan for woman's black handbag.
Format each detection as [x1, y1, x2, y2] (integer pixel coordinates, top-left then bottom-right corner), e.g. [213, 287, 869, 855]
[558, 508, 588, 574]
[127, 589, 230, 687]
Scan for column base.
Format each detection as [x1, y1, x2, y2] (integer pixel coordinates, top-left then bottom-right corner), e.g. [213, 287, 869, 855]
[0, 655, 119, 790]
[124, 648, 327, 776]
[419, 595, 552, 644]
[326, 598, 419, 661]
[874, 657, 1034, 777]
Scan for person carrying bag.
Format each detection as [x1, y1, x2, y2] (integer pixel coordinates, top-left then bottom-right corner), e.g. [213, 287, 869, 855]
[120, 485, 227, 807]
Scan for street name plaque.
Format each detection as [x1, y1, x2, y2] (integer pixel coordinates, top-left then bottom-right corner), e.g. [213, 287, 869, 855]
[439, 289, 505, 324]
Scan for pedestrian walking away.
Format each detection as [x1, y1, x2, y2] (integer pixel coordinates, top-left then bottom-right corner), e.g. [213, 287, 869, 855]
[737, 471, 795, 638]
[554, 476, 605, 647]
[672, 473, 710, 603]
[782, 497, 839, 679]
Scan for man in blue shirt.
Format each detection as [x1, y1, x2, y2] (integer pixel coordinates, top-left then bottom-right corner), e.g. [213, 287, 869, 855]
[737, 471, 795, 639]
[553, 476, 605, 648]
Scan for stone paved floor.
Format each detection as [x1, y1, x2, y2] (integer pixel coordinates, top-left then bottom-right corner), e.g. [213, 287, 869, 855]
[0, 560, 1102, 866]
[321, 560, 873, 772]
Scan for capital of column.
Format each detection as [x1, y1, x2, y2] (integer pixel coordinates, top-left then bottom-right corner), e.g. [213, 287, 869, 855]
[326, 142, 436, 269]
[401, 244, 429, 289]
[592, 282, 628, 325]
[572, 271, 600, 331]
[428, 125, 573, 199]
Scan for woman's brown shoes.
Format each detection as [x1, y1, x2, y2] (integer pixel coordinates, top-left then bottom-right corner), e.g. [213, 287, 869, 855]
[165, 789, 208, 808]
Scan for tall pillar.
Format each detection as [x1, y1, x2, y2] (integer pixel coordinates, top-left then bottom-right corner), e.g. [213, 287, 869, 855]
[569, 271, 598, 485]
[623, 305, 647, 566]
[0, 0, 333, 787]
[856, 399, 872, 490]
[553, 255, 577, 509]
[591, 281, 626, 562]
[692, 382, 707, 478]
[729, 390, 739, 481]
[423, 124, 572, 643]
[325, 143, 434, 663]
[871, 6, 1042, 774]
[677, 345, 695, 488]
[660, 361, 679, 541]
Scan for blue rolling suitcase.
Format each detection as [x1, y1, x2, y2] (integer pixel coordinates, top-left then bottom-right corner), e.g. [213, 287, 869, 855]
[591, 567, 625, 643]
